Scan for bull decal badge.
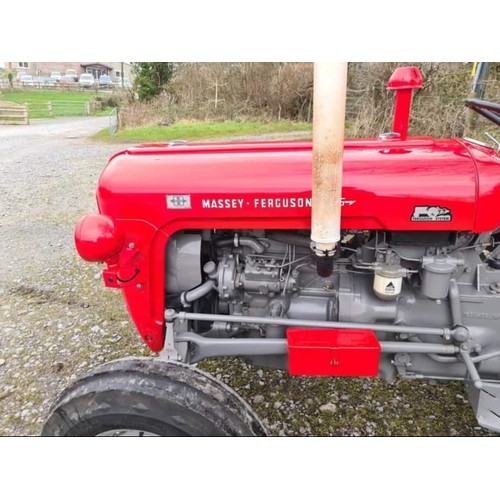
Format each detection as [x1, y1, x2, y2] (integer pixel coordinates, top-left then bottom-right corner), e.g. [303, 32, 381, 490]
[411, 206, 452, 222]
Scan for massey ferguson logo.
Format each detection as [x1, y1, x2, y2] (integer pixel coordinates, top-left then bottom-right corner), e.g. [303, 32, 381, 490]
[411, 205, 452, 222]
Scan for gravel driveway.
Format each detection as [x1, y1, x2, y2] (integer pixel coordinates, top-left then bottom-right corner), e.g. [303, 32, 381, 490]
[0, 117, 490, 436]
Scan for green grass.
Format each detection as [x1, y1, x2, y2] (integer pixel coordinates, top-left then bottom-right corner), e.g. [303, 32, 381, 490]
[94, 120, 312, 142]
[92, 106, 114, 117]
[0, 90, 92, 104]
[0, 90, 94, 118]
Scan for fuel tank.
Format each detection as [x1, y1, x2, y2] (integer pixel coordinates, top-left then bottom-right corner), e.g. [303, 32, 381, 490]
[97, 137, 500, 233]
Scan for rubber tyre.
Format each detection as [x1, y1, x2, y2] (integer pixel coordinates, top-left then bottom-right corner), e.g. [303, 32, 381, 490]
[42, 358, 267, 436]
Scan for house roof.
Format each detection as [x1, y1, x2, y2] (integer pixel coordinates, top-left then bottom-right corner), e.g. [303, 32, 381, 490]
[80, 63, 113, 70]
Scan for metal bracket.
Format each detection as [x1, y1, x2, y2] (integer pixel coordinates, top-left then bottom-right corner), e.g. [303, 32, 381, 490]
[161, 309, 181, 361]
[460, 342, 483, 389]
[392, 353, 415, 378]
[103, 246, 141, 289]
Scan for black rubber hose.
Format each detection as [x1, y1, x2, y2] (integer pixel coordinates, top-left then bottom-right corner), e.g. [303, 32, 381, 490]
[166, 294, 183, 308]
[266, 231, 311, 248]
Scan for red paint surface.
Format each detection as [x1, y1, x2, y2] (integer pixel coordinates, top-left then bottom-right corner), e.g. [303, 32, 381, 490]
[76, 137, 500, 351]
[387, 66, 424, 90]
[287, 328, 381, 376]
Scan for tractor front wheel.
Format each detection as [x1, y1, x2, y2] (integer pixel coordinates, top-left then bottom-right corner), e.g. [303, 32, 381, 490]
[42, 358, 267, 437]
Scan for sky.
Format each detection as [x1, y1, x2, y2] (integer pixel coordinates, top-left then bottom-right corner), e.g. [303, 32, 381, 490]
[1, 2, 498, 64]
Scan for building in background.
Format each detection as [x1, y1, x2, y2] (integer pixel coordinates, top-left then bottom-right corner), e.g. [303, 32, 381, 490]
[4, 62, 133, 82]
[80, 63, 113, 79]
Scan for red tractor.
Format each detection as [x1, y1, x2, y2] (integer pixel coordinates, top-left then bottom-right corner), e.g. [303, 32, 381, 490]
[42, 64, 500, 436]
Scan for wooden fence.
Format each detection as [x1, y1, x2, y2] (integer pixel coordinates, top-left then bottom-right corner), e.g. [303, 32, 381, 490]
[0, 101, 29, 125]
[0, 79, 127, 93]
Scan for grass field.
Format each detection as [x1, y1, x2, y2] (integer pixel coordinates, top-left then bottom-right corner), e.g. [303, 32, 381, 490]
[0, 90, 92, 104]
[94, 120, 312, 142]
[0, 90, 94, 118]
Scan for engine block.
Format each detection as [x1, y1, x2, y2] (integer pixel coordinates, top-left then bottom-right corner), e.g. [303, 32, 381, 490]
[166, 229, 500, 387]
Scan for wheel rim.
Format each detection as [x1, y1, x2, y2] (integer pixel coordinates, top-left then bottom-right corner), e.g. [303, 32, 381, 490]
[96, 429, 160, 437]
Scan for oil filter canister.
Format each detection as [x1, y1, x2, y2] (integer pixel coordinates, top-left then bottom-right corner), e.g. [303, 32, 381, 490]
[421, 258, 456, 300]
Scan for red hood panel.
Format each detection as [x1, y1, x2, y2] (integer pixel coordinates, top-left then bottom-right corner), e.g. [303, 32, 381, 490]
[97, 138, 500, 233]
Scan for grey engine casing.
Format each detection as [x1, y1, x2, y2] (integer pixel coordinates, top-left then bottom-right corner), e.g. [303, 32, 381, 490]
[166, 230, 500, 383]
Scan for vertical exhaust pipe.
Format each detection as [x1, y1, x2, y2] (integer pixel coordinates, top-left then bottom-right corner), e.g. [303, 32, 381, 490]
[311, 62, 348, 277]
